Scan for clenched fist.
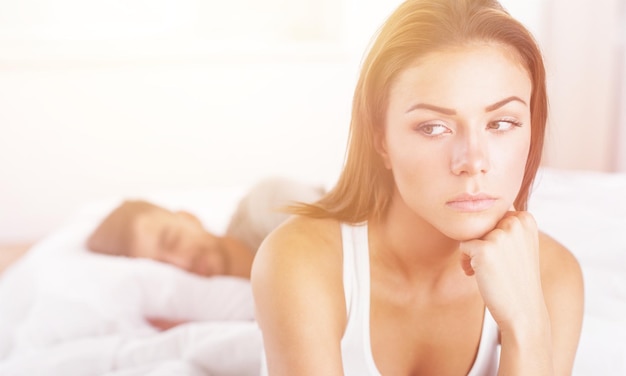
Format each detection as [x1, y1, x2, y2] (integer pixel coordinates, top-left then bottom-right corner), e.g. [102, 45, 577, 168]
[459, 210, 546, 332]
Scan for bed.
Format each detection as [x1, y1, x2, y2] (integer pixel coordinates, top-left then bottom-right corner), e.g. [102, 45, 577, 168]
[0, 168, 624, 375]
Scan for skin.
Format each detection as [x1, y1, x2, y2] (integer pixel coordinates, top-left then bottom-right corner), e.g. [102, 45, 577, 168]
[252, 43, 584, 375]
[129, 207, 254, 279]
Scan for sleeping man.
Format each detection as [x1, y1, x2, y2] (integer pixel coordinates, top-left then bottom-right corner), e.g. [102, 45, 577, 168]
[86, 200, 255, 278]
[87, 177, 324, 279]
[84, 177, 325, 330]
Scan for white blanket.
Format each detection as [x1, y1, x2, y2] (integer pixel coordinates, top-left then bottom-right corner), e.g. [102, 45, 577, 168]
[0, 206, 263, 376]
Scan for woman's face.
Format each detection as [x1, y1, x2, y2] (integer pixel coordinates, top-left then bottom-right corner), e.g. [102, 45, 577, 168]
[380, 43, 532, 241]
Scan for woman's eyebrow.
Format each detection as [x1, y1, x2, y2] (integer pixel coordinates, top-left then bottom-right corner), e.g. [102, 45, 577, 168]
[405, 96, 527, 115]
[484, 96, 527, 112]
[405, 103, 456, 115]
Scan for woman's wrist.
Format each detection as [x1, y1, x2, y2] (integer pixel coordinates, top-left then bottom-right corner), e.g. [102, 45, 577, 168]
[498, 306, 554, 375]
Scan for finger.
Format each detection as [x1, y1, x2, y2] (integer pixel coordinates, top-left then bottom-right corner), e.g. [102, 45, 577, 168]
[459, 240, 482, 276]
[495, 209, 523, 232]
[494, 215, 517, 234]
[514, 210, 537, 229]
[460, 252, 475, 276]
[495, 210, 536, 234]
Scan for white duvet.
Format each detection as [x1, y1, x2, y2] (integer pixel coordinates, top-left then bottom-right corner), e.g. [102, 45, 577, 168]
[0, 196, 264, 376]
[1, 169, 625, 376]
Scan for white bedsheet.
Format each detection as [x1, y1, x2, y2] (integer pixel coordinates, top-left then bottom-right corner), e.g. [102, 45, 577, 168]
[0, 169, 625, 375]
[0, 204, 263, 376]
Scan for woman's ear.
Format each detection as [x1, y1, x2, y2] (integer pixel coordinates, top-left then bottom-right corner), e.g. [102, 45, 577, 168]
[374, 130, 392, 169]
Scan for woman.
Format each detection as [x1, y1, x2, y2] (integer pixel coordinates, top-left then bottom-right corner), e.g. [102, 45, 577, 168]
[252, 0, 584, 375]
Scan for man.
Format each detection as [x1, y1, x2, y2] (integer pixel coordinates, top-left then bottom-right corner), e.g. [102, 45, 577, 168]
[86, 177, 325, 279]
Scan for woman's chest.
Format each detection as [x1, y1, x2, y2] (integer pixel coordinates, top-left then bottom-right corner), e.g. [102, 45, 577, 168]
[369, 285, 486, 375]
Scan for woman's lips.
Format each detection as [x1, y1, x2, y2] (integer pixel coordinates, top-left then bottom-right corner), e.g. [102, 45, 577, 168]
[446, 193, 498, 212]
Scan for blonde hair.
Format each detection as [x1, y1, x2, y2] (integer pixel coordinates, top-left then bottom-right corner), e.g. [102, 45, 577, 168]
[293, 0, 547, 221]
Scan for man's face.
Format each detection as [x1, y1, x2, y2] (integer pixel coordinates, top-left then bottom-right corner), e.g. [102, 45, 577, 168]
[128, 208, 229, 276]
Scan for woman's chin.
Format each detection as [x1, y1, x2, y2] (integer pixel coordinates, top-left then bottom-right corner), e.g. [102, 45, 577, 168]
[440, 217, 500, 242]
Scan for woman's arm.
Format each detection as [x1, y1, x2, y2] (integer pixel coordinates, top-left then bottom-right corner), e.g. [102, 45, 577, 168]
[539, 232, 584, 375]
[460, 211, 583, 375]
[496, 231, 583, 376]
[251, 217, 346, 376]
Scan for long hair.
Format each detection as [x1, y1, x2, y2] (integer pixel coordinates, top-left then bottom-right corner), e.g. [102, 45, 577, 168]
[294, 0, 547, 221]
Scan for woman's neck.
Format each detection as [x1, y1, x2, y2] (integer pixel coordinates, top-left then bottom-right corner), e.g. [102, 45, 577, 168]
[369, 196, 462, 283]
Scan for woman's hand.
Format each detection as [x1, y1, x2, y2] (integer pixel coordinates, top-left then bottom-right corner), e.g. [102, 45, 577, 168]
[459, 210, 547, 333]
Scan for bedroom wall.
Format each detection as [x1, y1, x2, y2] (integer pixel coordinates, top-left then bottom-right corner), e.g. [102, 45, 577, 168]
[615, 1, 626, 172]
[0, 0, 623, 245]
[540, 0, 624, 172]
[0, 58, 354, 243]
[0, 0, 402, 244]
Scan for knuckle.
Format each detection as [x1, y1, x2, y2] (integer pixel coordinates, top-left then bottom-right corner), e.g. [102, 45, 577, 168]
[497, 215, 515, 230]
[516, 211, 537, 230]
[487, 228, 506, 243]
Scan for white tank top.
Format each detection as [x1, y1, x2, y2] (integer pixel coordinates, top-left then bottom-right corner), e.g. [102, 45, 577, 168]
[340, 222, 500, 375]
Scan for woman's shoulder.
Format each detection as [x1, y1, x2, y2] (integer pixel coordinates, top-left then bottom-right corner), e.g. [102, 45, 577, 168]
[251, 215, 348, 345]
[537, 230, 584, 320]
[251, 215, 344, 291]
[259, 215, 343, 258]
[537, 231, 582, 282]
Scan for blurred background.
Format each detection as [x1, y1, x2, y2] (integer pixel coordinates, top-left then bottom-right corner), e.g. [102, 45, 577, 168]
[1, 0, 625, 245]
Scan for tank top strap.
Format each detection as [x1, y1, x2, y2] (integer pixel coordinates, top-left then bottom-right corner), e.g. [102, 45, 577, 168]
[340, 222, 381, 375]
[467, 307, 500, 376]
[341, 222, 369, 317]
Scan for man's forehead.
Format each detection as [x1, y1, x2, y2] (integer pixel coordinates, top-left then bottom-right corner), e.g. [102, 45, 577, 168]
[134, 206, 175, 227]
[126, 209, 169, 253]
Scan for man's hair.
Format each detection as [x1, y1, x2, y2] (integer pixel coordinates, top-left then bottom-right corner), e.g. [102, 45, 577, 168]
[291, 0, 547, 221]
[86, 200, 162, 256]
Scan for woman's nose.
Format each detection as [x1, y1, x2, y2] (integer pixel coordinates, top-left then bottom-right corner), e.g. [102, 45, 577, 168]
[450, 131, 490, 176]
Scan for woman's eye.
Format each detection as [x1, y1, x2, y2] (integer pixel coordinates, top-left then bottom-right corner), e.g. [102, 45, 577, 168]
[417, 123, 450, 136]
[487, 120, 522, 131]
